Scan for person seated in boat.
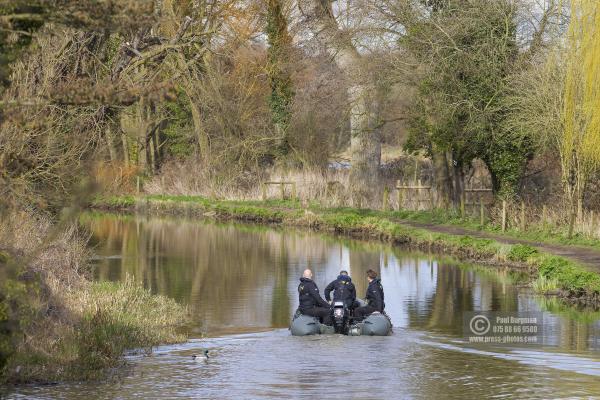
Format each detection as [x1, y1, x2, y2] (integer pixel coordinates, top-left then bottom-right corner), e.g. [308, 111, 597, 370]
[354, 269, 385, 320]
[324, 270, 357, 310]
[297, 269, 332, 325]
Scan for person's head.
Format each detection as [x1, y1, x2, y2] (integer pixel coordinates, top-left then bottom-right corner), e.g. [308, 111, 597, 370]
[339, 270, 348, 276]
[366, 269, 378, 282]
[303, 269, 313, 279]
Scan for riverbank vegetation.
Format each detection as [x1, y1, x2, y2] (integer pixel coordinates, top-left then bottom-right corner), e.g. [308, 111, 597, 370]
[0, 211, 187, 384]
[93, 195, 600, 304]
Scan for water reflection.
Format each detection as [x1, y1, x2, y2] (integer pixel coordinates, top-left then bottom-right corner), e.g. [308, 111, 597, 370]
[84, 212, 600, 352]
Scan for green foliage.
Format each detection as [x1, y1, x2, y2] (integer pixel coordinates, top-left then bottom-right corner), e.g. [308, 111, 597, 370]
[532, 275, 559, 293]
[538, 255, 600, 293]
[161, 91, 196, 158]
[507, 244, 538, 262]
[404, 0, 532, 197]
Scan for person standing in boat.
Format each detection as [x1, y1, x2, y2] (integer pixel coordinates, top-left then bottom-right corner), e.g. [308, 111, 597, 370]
[324, 270, 357, 309]
[297, 269, 332, 325]
[354, 269, 385, 320]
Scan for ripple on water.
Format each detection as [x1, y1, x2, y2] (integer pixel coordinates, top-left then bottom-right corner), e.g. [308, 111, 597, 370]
[7, 329, 600, 399]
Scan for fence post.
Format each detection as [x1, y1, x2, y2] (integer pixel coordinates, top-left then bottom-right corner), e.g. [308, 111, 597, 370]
[397, 180, 402, 210]
[280, 183, 285, 200]
[416, 179, 422, 210]
[382, 186, 389, 211]
[460, 191, 465, 218]
[261, 183, 267, 201]
[479, 194, 484, 226]
[591, 210, 596, 236]
[520, 201, 526, 231]
[429, 188, 434, 211]
[136, 176, 140, 195]
[502, 200, 507, 232]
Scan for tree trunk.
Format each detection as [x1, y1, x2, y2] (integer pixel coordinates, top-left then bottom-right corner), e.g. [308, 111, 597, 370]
[452, 161, 464, 209]
[348, 85, 381, 206]
[308, 0, 381, 206]
[567, 196, 577, 239]
[121, 132, 129, 167]
[266, 0, 293, 155]
[136, 104, 148, 172]
[432, 147, 452, 208]
[105, 127, 118, 162]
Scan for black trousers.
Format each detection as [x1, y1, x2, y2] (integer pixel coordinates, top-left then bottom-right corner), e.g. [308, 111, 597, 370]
[354, 305, 378, 319]
[301, 307, 332, 325]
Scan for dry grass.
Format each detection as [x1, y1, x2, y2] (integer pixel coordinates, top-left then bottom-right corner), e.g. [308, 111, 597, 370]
[140, 160, 600, 240]
[143, 161, 358, 206]
[93, 162, 141, 195]
[0, 210, 187, 384]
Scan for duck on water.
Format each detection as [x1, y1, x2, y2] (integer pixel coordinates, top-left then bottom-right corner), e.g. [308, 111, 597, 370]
[290, 269, 392, 336]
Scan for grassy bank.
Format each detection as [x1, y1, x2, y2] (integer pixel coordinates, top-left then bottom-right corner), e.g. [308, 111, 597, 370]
[0, 211, 188, 384]
[93, 194, 600, 304]
[390, 208, 600, 250]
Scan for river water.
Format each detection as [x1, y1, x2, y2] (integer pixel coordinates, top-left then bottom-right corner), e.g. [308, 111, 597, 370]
[7, 213, 600, 399]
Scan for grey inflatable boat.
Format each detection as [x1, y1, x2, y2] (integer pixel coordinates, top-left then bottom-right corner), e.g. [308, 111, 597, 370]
[290, 311, 392, 336]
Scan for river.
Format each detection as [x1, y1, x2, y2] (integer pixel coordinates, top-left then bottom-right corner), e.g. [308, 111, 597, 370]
[7, 212, 600, 399]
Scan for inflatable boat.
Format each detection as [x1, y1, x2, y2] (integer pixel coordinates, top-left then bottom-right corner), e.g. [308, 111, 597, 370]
[290, 310, 392, 336]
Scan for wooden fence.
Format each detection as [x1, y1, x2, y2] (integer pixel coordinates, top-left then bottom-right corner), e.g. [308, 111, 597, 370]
[261, 181, 297, 201]
[258, 179, 600, 237]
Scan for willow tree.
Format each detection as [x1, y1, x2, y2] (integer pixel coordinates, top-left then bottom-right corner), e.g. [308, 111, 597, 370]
[562, 0, 600, 236]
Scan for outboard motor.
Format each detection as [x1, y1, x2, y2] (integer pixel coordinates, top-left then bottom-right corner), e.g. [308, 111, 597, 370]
[331, 301, 349, 334]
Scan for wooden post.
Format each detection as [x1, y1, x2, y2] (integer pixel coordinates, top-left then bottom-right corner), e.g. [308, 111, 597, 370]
[382, 186, 389, 211]
[591, 210, 596, 236]
[136, 176, 140, 194]
[280, 182, 285, 200]
[397, 180, 402, 210]
[261, 183, 267, 201]
[502, 200, 507, 232]
[479, 194, 484, 226]
[460, 191, 465, 218]
[577, 197, 583, 224]
[292, 182, 297, 201]
[416, 179, 422, 210]
[568, 203, 576, 239]
[429, 187, 434, 211]
[520, 201, 526, 231]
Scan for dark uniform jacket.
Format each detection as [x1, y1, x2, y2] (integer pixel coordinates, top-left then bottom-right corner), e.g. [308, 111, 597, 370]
[324, 275, 356, 307]
[298, 277, 330, 311]
[365, 278, 385, 312]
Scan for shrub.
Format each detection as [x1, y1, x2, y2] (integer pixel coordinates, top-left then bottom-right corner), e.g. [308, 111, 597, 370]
[507, 244, 538, 262]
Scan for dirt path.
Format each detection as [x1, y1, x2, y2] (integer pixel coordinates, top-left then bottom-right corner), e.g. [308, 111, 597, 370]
[398, 220, 600, 271]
